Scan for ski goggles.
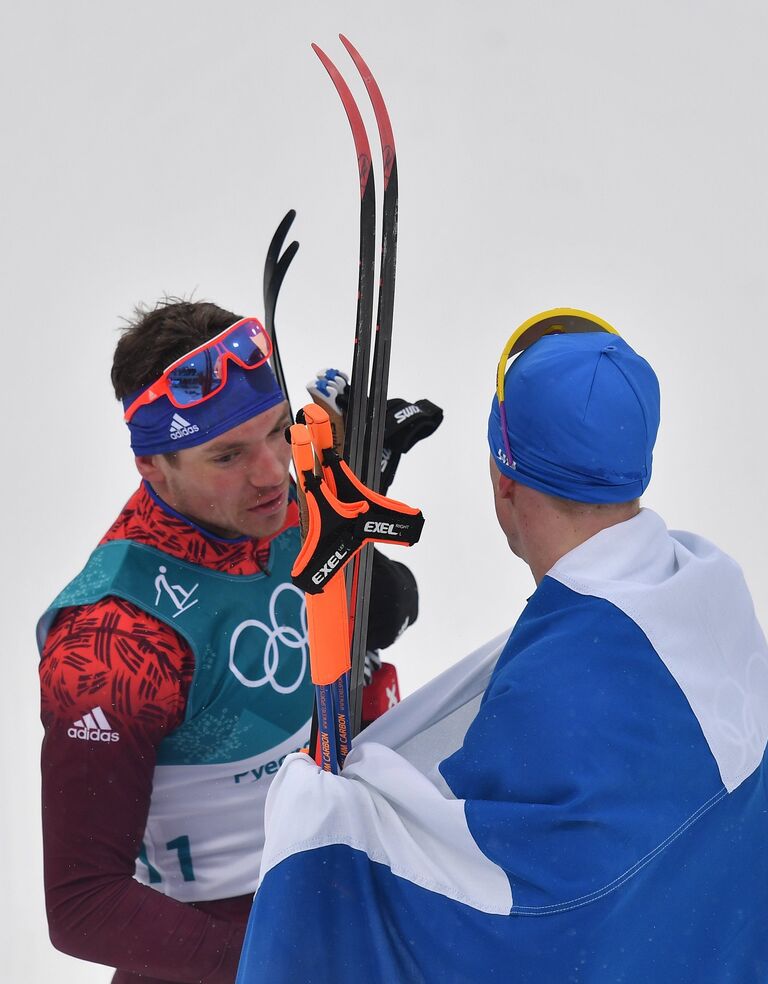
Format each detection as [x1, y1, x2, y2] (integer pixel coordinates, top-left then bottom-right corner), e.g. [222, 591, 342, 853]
[123, 317, 273, 422]
[495, 308, 619, 469]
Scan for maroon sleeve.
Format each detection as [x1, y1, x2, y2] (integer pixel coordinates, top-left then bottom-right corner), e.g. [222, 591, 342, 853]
[40, 598, 245, 983]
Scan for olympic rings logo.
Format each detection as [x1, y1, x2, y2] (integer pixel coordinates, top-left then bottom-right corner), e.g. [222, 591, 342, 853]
[228, 583, 308, 694]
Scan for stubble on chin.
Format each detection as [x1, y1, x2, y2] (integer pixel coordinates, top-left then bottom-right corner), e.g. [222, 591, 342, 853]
[242, 502, 289, 541]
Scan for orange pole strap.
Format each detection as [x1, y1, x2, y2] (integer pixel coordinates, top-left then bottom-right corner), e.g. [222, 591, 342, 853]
[305, 578, 351, 685]
[289, 421, 352, 687]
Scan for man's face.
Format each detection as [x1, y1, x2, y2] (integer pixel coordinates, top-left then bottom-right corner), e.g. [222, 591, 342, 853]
[146, 401, 293, 540]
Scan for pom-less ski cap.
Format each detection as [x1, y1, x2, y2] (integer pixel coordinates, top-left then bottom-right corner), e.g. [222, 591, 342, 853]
[488, 311, 660, 503]
[124, 361, 285, 455]
[122, 315, 286, 455]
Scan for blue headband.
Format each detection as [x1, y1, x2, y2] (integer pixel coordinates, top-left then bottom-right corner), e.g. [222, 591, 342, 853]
[488, 333, 660, 503]
[124, 361, 286, 455]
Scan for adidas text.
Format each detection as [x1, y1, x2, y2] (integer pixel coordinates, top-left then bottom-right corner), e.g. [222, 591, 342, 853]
[169, 413, 200, 441]
[68, 707, 120, 743]
[170, 425, 199, 440]
[68, 727, 120, 742]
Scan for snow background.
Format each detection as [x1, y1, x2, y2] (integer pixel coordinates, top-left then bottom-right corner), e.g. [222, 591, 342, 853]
[2, 1, 766, 979]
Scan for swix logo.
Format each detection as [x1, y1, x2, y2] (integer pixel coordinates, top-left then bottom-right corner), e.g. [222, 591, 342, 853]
[394, 404, 421, 425]
[364, 520, 396, 536]
[68, 706, 120, 743]
[311, 547, 349, 586]
[169, 413, 200, 441]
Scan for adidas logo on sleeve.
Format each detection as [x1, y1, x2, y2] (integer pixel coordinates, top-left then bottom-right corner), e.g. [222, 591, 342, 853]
[68, 706, 121, 743]
[169, 413, 200, 440]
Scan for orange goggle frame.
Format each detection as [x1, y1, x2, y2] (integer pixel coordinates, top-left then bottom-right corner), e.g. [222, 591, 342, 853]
[123, 317, 273, 422]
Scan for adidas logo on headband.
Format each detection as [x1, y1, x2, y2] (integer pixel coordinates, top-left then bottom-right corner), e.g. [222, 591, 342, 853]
[169, 413, 200, 441]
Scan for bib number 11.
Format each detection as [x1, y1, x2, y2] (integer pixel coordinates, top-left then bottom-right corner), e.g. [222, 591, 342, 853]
[139, 834, 196, 884]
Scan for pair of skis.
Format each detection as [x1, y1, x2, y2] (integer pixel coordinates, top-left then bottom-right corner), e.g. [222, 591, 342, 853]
[312, 36, 401, 742]
[262, 36, 405, 763]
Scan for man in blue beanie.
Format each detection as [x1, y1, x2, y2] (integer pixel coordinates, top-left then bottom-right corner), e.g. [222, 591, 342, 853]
[236, 309, 768, 984]
[486, 310, 659, 575]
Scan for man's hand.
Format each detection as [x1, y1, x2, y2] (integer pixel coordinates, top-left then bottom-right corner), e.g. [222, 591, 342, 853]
[306, 369, 349, 454]
[380, 398, 443, 494]
[307, 370, 443, 493]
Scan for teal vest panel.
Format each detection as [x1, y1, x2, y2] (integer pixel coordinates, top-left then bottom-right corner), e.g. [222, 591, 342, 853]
[38, 531, 313, 766]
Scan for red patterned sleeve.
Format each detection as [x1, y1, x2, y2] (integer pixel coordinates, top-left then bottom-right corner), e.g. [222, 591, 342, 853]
[40, 597, 245, 983]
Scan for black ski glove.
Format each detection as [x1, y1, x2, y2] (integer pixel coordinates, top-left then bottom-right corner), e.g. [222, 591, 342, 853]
[306, 370, 443, 493]
[379, 398, 443, 494]
[367, 551, 418, 651]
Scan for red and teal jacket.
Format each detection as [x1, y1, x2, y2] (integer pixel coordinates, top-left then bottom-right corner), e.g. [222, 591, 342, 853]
[38, 482, 403, 984]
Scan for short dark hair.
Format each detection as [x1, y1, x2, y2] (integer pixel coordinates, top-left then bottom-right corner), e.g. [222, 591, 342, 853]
[111, 298, 241, 400]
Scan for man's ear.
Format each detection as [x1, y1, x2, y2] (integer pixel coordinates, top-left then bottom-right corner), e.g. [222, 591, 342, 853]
[135, 455, 165, 484]
[497, 473, 517, 501]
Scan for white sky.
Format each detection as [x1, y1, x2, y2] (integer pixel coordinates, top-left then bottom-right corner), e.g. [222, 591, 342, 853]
[2, 1, 766, 980]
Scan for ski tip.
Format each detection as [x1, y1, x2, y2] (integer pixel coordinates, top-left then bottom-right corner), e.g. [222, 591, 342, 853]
[282, 240, 300, 264]
[339, 34, 362, 66]
[311, 42, 335, 72]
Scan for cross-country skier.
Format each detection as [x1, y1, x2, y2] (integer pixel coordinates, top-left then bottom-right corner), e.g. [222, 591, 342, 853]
[37, 298, 441, 984]
[236, 310, 768, 984]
